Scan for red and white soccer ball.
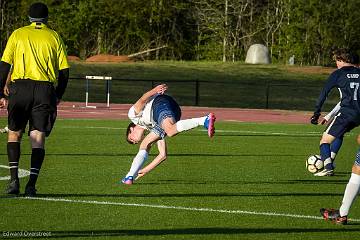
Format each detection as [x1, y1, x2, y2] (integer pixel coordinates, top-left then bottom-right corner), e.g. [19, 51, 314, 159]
[306, 155, 324, 173]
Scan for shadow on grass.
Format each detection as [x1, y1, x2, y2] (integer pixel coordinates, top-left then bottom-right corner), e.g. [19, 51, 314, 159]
[0, 153, 315, 157]
[3, 227, 359, 238]
[0, 178, 349, 199]
[209, 134, 321, 138]
[20, 191, 345, 198]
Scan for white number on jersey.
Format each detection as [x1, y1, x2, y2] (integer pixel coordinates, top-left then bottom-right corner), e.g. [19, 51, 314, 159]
[350, 82, 360, 100]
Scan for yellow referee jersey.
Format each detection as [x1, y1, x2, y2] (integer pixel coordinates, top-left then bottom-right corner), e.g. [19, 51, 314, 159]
[1, 22, 69, 84]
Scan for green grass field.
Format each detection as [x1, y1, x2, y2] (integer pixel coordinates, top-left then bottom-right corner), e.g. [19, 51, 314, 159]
[0, 118, 360, 239]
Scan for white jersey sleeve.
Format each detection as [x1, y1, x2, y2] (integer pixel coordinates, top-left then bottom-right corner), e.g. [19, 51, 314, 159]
[324, 102, 341, 121]
[128, 97, 156, 130]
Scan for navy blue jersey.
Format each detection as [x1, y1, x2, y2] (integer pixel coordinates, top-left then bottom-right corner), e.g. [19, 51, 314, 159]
[314, 66, 360, 115]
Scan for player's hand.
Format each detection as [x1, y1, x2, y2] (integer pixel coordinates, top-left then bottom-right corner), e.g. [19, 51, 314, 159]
[154, 84, 167, 95]
[357, 134, 360, 145]
[310, 113, 320, 125]
[135, 170, 147, 180]
[319, 117, 328, 125]
[4, 85, 9, 96]
[0, 97, 7, 108]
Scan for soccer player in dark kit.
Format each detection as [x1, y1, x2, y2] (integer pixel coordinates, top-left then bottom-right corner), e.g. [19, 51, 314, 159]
[311, 48, 360, 176]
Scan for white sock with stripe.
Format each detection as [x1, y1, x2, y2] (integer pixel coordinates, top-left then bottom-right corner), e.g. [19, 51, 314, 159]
[175, 116, 207, 132]
[126, 149, 148, 177]
[339, 173, 360, 216]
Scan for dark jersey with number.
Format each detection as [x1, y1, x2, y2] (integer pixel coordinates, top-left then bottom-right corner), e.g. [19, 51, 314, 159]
[314, 66, 360, 116]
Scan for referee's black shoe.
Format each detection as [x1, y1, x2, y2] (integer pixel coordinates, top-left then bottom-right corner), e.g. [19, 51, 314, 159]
[24, 184, 37, 197]
[6, 178, 20, 195]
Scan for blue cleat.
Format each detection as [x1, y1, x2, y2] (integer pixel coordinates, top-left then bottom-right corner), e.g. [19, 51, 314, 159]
[121, 176, 134, 185]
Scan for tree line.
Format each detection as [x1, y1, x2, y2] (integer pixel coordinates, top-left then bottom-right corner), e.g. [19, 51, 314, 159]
[1, 0, 360, 65]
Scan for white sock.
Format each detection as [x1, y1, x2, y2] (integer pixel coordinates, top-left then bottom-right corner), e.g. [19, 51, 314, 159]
[339, 173, 360, 216]
[175, 116, 207, 132]
[126, 149, 148, 177]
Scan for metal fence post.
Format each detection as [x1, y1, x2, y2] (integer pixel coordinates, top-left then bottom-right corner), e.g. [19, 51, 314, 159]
[195, 80, 199, 106]
[265, 80, 270, 109]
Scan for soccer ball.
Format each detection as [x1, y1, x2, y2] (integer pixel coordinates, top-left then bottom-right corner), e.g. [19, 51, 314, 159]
[306, 155, 324, 173]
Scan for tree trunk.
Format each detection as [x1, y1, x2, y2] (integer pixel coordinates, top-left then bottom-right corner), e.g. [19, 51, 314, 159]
[223, 0, 228, 62]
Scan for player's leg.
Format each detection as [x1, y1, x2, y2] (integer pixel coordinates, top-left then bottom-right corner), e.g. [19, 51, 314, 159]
[162, 117, 208, 137]
[315, 132, 336, 176]
[122, 132, 160, 185]
[339, 150, 360, 216]
[339, 166, 360, 217]
[122, 149, 148, 184]
[24, 82, 57, 196]
[320, 158, 360, 225]
[26, 130, 46, 196]
[330, 136, 343, 164]
[152, 95, 215, 137]
[316, 115, 353, 176]
[6, 130, 23, 194]
[5, 81, 30, 195]
[174, 113, 216, 137]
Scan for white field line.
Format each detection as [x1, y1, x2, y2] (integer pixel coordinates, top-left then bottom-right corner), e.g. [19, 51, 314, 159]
[18, 196, 360, 222]
[59, 125, 323, 136]
[0, 165, 30, 181]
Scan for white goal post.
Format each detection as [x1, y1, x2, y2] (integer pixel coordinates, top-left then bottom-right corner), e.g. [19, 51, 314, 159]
[85, 76, 112, 108]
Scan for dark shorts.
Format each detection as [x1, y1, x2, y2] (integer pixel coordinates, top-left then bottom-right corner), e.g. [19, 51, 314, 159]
[7, 80, 57, 137]
[152, 95, 181, 126]
[326, 111, 360, 138]
[151, 95, 181, 138]
[355, 149, 360, 167]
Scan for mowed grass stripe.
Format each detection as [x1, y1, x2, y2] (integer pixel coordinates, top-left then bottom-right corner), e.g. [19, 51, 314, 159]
[57, 125, 324, 136]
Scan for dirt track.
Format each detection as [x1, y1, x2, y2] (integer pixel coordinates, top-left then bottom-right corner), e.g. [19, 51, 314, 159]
[46, 101, 312, 124]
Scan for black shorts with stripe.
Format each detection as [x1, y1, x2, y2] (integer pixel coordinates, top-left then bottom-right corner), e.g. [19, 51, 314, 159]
[326, 110, 360, 138]
[7, 80, 57, 137]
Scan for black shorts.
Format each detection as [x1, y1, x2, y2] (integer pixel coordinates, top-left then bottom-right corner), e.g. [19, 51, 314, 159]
[7, 80, 57, 137]
[326, 111, 360, 138]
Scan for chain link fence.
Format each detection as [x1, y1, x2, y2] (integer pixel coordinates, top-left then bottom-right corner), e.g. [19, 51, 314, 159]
[62, 77, 339, 112]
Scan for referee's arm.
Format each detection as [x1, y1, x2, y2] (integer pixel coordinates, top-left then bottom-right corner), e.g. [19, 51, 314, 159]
[0, 61, 11, 99]
[55, 68, 69, 102]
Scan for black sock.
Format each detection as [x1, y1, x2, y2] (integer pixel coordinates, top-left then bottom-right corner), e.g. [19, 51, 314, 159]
[27, 148, 45, 187]
[7, 142, 20, 181]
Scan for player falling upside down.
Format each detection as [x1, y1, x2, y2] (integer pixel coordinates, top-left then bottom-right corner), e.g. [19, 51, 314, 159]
[320, 134, 360, 225]
[310, 48, 360, 176]
[121, 84, 215, 185]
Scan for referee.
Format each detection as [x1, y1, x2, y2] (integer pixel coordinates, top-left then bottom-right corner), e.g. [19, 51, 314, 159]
[0, 2, 70, 196]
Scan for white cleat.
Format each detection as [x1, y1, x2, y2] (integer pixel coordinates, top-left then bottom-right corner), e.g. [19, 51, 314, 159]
[314, 168, 334, 176]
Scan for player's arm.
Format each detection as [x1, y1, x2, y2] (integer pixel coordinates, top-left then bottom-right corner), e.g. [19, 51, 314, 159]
[137, 139, 167, 179]
[4, 65, 13, 97]
[320, 101, 341, 125]
[133, 84, 167, 114]
[55, 68, 69, 104]
[311, 73, 338, 124]
[0, 61, 11, 108]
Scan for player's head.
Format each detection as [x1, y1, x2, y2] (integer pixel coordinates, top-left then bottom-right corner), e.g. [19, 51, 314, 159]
[29, 2, 48, 23]
[126, 122, 145, 144]
[333, 48, 359, 64]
